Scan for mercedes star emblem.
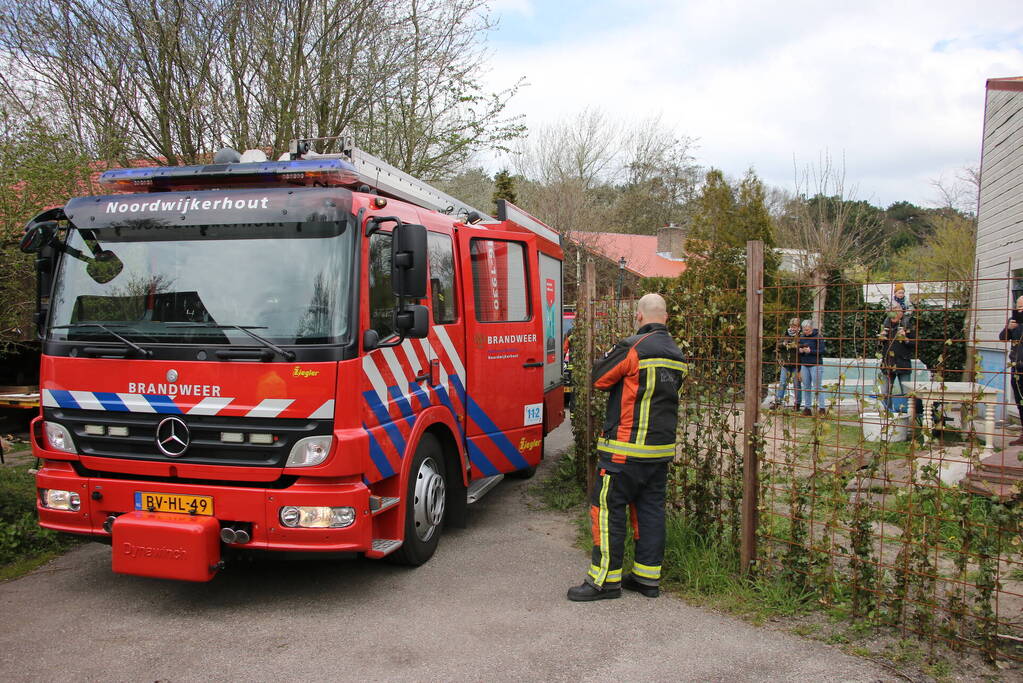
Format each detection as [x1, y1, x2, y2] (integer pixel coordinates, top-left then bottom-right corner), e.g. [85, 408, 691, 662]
[166, 369, 178, 382]
[156, 416, 190, 457]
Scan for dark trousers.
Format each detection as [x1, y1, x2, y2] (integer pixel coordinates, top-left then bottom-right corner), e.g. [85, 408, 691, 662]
[883, 369, 911, 412]
[586, 460, 668, 588]
[1012, 371, 1023, 424]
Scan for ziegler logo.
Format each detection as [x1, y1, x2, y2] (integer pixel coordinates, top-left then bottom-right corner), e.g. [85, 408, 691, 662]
[121, 542, 187, 560]
[292, 367, 320, 378]
[518, 437, 541, 452]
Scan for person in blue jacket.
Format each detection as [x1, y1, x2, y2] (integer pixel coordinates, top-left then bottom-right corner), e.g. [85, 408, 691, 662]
[798, 319, 826, 416]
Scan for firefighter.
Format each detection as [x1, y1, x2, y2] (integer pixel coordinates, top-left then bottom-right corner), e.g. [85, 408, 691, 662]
[567, 293, 687, 602]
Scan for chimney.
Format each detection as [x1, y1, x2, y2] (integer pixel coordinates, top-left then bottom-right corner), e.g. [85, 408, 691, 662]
[656, 223, 686, 258]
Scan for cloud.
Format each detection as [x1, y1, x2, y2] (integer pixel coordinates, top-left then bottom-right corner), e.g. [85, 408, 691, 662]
[482, 0, 1022, 207]
[487, 0, 535, 20]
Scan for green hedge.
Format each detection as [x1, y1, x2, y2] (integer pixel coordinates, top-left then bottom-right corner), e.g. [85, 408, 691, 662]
[0, 465, 76, 566]
[766, 280, 967, 372]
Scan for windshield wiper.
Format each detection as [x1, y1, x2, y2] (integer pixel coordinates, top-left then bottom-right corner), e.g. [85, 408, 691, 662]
[53, 323, 152, 358]
[167, 323, 296, 361]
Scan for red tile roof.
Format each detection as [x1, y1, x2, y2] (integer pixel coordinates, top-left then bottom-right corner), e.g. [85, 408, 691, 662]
[572, 231, 687, 278]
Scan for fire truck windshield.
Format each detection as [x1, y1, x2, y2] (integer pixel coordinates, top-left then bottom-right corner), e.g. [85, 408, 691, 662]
[48, 220, 354, 347]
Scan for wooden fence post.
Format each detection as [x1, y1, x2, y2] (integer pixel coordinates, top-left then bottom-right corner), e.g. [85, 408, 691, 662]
[742, 240, 764, 575]
[583, 258, 597, 495]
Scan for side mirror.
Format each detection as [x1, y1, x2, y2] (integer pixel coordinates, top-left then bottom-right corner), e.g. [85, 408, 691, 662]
[391, 223, 427, 298]
[86, 249, 124, 284]
[395, 304, 428, 339]
[19, 221, 57, 253]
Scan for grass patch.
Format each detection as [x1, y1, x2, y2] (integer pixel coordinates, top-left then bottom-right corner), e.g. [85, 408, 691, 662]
[790, 623, 820, 637]
[784, 417, 914, 461]
[659, 514, 815, 621]
[531, 453, 587, 511]
[550, 470, 815, 621]
[0, 463, 79, 580]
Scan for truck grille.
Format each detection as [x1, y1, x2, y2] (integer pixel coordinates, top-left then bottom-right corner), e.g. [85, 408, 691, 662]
[46, 408, 331, 468]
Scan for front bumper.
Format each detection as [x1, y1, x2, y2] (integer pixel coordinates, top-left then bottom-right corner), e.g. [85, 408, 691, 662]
[36, 461, 374, 555]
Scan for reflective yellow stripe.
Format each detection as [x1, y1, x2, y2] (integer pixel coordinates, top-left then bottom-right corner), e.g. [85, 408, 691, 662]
[597, 438, 675, 458]
[638, 359, 687, 372]
[635, 367, 655, 444]
[595, 474, 612, 585]
[589, 566, 623, 584]
[632, 562, 661, 580]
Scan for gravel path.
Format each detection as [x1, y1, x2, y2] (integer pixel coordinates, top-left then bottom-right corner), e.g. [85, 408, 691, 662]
[0, 418, 890, 681]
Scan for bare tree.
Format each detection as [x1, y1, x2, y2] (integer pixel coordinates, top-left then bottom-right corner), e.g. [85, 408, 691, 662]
[930, 163, 980, 217]
[0, 0, 523, 174]
[782, 151, 885, 327]
[513, 109, 698, 296]
[516, 108, 623, 190]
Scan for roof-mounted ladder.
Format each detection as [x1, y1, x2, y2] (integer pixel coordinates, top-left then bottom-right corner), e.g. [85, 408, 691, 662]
[289, 136, 560, 245]
[290, 136, 490, 222]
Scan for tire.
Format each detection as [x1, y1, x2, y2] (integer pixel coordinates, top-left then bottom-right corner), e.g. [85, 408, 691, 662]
[392, 434, 446, 566]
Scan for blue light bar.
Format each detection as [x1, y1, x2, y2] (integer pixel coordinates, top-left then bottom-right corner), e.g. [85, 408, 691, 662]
[99, 158, 360, 190]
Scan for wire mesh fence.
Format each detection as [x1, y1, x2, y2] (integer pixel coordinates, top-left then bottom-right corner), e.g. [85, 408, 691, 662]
[571, 250, 1023, 664]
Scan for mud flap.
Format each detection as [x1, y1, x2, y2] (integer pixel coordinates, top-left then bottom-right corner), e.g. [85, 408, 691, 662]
[111, 511, 221, 582]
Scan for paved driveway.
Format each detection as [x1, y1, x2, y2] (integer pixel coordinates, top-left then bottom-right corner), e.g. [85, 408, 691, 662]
[0, 419, 888, 681]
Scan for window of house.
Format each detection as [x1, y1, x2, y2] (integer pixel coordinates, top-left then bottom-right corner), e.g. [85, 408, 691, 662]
[428, 232, 456, 324]
[1013, 268, 1023, 306]
[368, 232, 395, 338]
[469, 239, 529, 322]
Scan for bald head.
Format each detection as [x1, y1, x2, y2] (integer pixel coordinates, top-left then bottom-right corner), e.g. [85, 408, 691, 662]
[636, 293, 668, 328]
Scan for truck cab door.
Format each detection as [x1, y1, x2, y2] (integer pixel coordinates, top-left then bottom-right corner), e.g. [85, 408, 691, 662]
[456, 229, 544, 476]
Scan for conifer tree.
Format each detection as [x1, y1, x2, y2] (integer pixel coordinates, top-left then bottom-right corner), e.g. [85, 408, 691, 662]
[492, 169, 517, 214]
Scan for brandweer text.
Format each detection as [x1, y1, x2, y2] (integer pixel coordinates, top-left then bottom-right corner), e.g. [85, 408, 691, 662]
[487, 334, 537, 345]
[128, 383, 222, 397]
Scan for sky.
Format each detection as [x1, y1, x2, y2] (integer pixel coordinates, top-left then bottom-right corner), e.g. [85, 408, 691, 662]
[480, 0, 1022, 209]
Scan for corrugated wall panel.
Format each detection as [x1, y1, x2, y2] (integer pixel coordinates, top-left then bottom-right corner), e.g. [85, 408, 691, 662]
[976, 86, 1023, 352]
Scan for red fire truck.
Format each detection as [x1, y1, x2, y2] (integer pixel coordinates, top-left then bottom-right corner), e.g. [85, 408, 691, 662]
[19, 137, 565, 581]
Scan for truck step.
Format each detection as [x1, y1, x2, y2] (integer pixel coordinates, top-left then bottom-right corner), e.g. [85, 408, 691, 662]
[467, 474, 504, 504]
[367, 538, 403, 558]
[369, 496, 400, 514]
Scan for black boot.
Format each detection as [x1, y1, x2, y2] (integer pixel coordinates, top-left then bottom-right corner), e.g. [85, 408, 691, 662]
[567, 581, 621, 602]
[623, 574, 660, 598]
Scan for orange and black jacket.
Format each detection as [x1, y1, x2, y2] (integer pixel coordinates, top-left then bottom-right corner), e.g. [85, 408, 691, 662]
[592, 323, 687, 464]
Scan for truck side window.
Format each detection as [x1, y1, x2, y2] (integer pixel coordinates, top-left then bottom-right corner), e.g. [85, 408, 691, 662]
[428, 232, 456, 324]
[469, 239, 529, 322]
[368, 232, 395, 338]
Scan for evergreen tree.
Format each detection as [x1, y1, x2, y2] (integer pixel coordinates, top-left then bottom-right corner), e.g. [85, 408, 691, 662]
[687, 169, 736, 246]
[492, 169, 517, 214]
[735, 169, 775, 247]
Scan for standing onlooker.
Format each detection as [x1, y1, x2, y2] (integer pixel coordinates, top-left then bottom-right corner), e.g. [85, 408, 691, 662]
[998, 295, 1023, 445]
[879, 304, 916, 411]
[798, 319, 826, 416]
[770, 317, 802, 411]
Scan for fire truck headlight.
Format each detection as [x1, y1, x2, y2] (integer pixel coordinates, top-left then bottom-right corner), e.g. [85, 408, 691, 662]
[278, 506, 355, 529]
[286, 435, 333, 467]
[43, 421, 76, 454]
[40, 489, 81, 511]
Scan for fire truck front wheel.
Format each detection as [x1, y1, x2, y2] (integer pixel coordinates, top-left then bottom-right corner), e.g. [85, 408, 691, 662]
[393, 434, 446, 566]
